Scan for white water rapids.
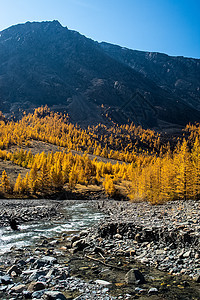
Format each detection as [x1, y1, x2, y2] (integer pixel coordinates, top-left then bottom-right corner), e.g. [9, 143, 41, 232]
[0, 202, 104, 255]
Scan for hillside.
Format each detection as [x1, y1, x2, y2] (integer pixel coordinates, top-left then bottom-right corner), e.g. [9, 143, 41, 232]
[0, 21, 199, 129]
[100, 42, 200, 112]
[0, 106, 200, 203]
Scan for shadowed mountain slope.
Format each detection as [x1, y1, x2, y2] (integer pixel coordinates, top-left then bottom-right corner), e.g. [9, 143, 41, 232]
[0, 20, 199, 128]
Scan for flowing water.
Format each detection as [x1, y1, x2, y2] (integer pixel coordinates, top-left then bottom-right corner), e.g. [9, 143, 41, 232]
[0, 201, 200, 299]
[0, 201, 104, 255]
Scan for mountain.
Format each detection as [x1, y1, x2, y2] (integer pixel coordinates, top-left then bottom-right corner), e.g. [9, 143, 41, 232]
[0, 20, 199, 129]
[100, 42, 200, 112]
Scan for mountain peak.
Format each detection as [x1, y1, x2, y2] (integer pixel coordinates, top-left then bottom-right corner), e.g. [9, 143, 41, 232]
[0, 20, 65, 37]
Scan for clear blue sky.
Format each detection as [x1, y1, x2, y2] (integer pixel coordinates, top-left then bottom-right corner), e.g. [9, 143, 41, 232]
[0, 0, 199, 58]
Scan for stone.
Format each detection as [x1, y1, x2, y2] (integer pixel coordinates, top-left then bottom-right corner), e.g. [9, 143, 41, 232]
[43, 290, 67, 299]
[183, 250, 191, 258]
[135, 233, 141, 242]
[0, 275, 12, 284]
[55, 270, 69, 280]
[125, 248, 135, 256]
[17, 259, 27, 266]
[11, 284, 26, 293]
[193, 275, 200, 283]
[114, 233, 122, 239]
[32, 290, 46, 299]
[93, 246, 105, 254]
[156, 249, 165, 255]
[135, 287, 145, 293]
[71, 235, 80, 244]
[72, 239, 89, 251]
[80, 230, 88, 237]
[125, 269, 146, 284]
[40, 256, 57, 265]
[148, 287, 158, 294]
[23, 290, 32, 299]
[28, 281, 46, 292]
[28, 270, 46, 281]
[7, 265, 22, 275]
[0, 285, 7, 292]
[95, 279, 112, 286]
[45, 268, 56, 279]
[49, 240, 59, 246]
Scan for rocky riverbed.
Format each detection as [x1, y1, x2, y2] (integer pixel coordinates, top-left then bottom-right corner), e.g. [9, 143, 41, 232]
[0, 199, 200, 299]
[91, 199, 200, 280]
[0, 199, 64, 227]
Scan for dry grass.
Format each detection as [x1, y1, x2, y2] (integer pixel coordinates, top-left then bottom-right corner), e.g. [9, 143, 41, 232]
[9, 140, 125, 165]
[0, 160, 29, 184]
[74, 184, 102, 193]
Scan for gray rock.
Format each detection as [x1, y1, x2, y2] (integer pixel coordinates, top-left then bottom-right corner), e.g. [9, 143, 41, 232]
[125, 269, 146, 284]
[71, 235, 80, 244]
[17, 259, 27, 266]
[95, 279, 112, 286]
[193, 275, 200, 283]
[72, 239, 89, 251]
[0, 285, 7, 292]
[156, 249, 165, 255]
[23, 290, 32, 299]
[135, 287, 145, 293]
[28, 281, 46, 292]
[148, 287, 158, 294]
[26, 257, 36, 264]
[114, 233, 122, 239]
[40, 256, 57, 265]
[32, 289, 46, 299]
[183, 250, 191, 258]
[80, 230, 88, 237]
[0, 275, 12, 284]
[7, 265, 22, 276]
[43, 290, 67, 300]
[29, 270, 47, 281]
[10, 284, 26, 293]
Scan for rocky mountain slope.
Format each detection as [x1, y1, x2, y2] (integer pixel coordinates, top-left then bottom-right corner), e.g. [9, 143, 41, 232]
[100, 42, 200, 111]
[0, 20, 199, 128]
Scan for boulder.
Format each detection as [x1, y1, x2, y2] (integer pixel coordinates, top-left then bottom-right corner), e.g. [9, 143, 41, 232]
[72, 239, 89, 251]
[125, 269, 146, 284]
[28, 281, 46, 292]
[0, 275, 12, 285]
[7, 265, 22, 276]
[11, 284, 26, 293]
[43, 290, 67, 300]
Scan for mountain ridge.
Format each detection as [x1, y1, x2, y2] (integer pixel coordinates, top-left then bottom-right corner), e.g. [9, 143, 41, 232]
[0, 20, 199, 129]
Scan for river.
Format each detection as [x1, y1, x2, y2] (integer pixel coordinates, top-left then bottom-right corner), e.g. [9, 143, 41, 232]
[0, 201, 104, 255]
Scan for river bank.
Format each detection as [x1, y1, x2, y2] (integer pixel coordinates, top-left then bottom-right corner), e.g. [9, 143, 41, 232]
[0, 199, 199, 299]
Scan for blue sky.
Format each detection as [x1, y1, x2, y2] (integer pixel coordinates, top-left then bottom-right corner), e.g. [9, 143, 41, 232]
[0, 0, 199, 58]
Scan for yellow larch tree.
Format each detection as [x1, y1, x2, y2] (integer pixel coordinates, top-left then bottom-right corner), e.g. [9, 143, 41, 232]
[103, 175, 116, 197]
[191, 136, 200, 199]
[14, 173, 23, 194]
[174, 139, 193, 200]
[29, 163, 39, 193]
[0, 170, 11, 193]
